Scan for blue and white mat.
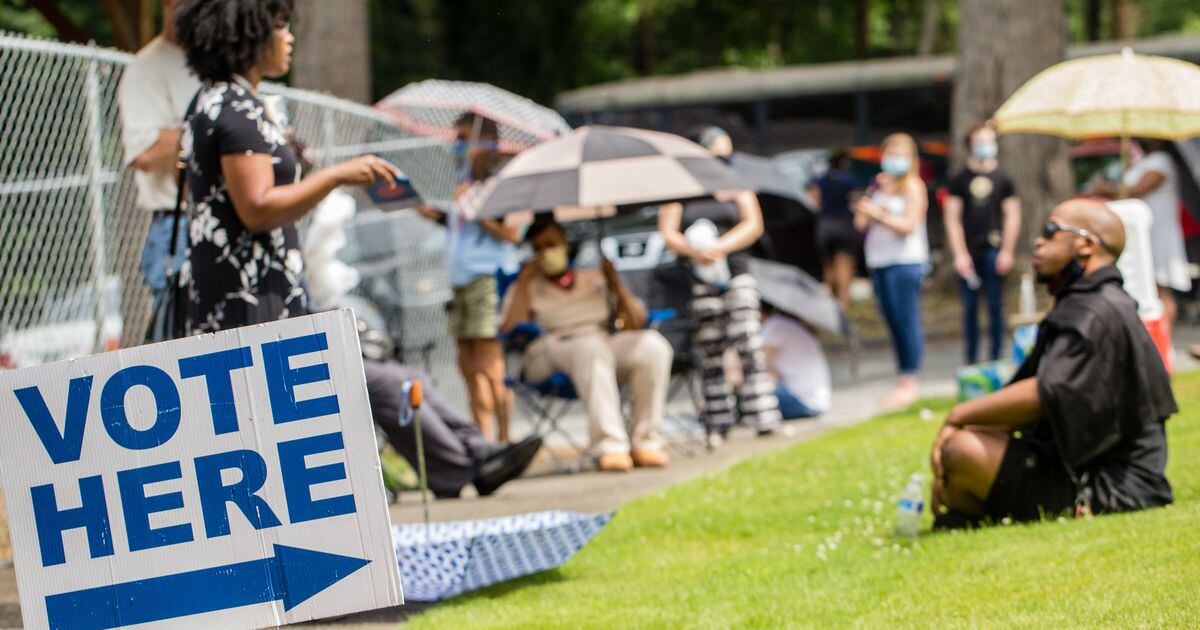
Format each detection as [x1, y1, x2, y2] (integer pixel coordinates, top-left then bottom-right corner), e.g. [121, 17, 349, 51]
[394, 510, 613, 602]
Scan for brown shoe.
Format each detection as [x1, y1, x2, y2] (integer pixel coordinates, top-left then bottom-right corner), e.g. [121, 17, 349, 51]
[598, 452, 634, 472]
[632, 448, 670, 468]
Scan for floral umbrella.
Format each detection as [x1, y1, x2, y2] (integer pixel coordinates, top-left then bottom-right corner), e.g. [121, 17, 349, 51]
[994, 47, 1200, 184]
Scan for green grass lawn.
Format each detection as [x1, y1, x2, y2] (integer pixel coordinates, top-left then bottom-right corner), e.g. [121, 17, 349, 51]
[409, 373, 1200, 629]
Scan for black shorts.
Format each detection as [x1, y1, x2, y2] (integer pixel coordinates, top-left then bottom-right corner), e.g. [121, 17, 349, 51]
[982, 431, 1079, 523]
[816, 218, 861, 263]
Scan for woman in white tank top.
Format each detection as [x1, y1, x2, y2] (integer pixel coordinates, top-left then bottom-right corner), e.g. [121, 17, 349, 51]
[853, 133, 929, 410]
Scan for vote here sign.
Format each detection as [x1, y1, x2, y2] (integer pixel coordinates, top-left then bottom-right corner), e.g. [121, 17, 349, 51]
[0, 309, 402, 629]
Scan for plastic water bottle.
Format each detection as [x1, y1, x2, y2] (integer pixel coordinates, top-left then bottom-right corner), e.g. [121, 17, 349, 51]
[964, 270, 982, 291]
[683, 219, 731, 287]
[1019, 272, 1036, 317]
[894, 473, 924, 538]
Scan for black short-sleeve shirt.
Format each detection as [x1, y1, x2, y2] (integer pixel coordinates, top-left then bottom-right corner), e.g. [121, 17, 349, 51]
[681, 197, 751, 278]
[180, 79, 305, 334]
[947, 167, 1016, 252]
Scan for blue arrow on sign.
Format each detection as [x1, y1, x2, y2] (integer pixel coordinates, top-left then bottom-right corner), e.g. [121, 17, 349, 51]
[44, 544, 370, 629]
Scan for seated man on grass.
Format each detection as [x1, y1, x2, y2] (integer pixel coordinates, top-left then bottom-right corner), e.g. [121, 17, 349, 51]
[930, 199, 1176, 528]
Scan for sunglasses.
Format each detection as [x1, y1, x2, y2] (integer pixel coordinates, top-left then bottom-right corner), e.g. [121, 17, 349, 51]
[1041, 221, 1114, 255]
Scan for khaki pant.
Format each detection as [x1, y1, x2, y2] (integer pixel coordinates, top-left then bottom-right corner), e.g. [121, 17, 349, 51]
[524, 329, 673, 455]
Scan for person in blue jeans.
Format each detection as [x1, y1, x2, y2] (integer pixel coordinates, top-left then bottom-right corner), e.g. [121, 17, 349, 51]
[117, 0, 199, 333]
[140, 216, 189, 310]
[854, 133, 929, 410]
[944, 122, 1021, 364]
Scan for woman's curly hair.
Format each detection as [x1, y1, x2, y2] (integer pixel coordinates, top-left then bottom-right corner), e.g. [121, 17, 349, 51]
[175, 0, 295, 83]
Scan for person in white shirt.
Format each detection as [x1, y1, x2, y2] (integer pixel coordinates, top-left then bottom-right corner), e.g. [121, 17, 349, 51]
[761, 308, 831, 419]
[117, 0, 200, 314]
[853, 132, 929, 410]
[1091, 139, 1191, 329]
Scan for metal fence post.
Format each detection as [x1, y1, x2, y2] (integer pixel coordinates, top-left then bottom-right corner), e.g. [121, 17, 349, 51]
[322, 107, 337, 168]
[83, 46, 111, 354]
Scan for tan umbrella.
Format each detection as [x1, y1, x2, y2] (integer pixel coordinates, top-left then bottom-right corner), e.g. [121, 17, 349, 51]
[994, 47, 1200, 188]
[459, 125, 751, 220]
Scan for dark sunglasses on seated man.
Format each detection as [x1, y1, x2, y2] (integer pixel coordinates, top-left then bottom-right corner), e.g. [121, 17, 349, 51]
[1041, 220, 1118, 256]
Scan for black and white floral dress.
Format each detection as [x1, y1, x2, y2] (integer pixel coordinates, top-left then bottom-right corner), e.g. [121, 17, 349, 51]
[180, 78, 305, 334]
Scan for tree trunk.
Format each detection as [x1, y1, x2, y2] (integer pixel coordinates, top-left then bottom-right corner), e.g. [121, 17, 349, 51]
[291, 0, 372, 103]
[1085, 0, 1102, 42]
[99, 0, 156, 51]
[952, 0, 1072, 257]
[854, 0, 869, 58]
[1111, 0, 1137, 39]
[917, 0, 940, 56]
[634, 0, 655, 76]
[28, 0, 90, 44]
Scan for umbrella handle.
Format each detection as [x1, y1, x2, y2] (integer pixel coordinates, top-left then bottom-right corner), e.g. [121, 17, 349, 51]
[403, 380, 433, 540]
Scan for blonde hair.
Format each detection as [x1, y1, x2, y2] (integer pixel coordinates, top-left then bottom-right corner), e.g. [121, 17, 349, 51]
[882, 132, 921, 186]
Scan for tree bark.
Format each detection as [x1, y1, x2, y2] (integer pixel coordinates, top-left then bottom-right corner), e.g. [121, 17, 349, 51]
[854, 0, 869, 58]
[27, 0, 90, 44]
[99, 0, 155, 51]
[1111, 0, 1137, 39]
[1085, 0, 1102, 42]
[634, 0, 655, 75]
[291, 0, 373, 103]
[917, 0, 940, 56]
[952, 0, 1072, 256]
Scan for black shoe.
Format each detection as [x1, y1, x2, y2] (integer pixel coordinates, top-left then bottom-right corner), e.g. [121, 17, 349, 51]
[432, 487, 461, 500]
[473, 435, 543, 496]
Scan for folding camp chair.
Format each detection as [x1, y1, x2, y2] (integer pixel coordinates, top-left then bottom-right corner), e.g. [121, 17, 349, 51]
[503, 322, 596, 473]
[642, 307, 710, 456]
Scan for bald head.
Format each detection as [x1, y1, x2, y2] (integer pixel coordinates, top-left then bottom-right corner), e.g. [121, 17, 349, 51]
[1054, 198, 1125, 259]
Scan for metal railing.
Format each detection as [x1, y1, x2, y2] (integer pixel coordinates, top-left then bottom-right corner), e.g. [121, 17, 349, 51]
[0, 32, 468, 405]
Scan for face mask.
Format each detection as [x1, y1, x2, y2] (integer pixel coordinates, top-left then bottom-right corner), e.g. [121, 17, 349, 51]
[881, 155, 911, 176]
[540, 245, 569, 277]
[1037, 258, 1085, 296]
[972, 142, 998, 161]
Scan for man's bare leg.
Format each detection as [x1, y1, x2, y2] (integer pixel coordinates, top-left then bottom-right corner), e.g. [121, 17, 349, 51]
[934, 427, 1009, 517]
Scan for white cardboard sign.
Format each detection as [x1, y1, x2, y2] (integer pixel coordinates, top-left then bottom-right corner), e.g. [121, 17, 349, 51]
[0, 309, 402, 629]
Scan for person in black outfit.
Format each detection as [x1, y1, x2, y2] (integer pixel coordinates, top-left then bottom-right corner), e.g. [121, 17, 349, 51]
[364, 360, 541, 498]
[930, 199, 1175, 527]
[810, 150, 863, 311]
[943, 123, 1021, 364]
[175, 0, 540, 498]
[658, 126, 781, 436]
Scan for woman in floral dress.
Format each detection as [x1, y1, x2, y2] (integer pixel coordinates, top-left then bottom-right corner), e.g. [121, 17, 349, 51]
[175, 0, 398, 334]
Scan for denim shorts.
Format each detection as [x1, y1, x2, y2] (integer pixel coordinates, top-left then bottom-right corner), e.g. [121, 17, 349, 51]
[140, 213, 188, 294]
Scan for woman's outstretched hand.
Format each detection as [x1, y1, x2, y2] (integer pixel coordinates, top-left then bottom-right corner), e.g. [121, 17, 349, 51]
[334, 155, 401, 187]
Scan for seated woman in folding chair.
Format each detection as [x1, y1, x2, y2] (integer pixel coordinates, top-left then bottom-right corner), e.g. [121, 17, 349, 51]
[500, 218, 674, 472]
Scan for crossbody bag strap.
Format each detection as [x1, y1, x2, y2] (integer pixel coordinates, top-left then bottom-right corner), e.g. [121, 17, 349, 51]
[167, 88, 204, 258]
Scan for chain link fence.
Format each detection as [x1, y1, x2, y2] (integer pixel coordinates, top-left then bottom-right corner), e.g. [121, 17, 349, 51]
[0, 32, 469, 406]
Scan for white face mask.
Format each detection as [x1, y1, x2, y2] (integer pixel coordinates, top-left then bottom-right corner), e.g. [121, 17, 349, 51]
[972, 142, 998, 161]
[881, 155, 911, 176]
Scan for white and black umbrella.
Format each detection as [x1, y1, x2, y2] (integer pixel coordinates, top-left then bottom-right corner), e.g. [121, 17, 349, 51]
[729, 152, 816, 212]
[376, 79, 571, 153]
[461, 125, 752, 221]
[748, 257, 847, 336]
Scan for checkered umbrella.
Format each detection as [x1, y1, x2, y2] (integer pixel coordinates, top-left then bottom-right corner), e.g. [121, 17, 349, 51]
[461, 125, 752, 221]
[394, 510, 613, 602]
[375, 79, 571, 153]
